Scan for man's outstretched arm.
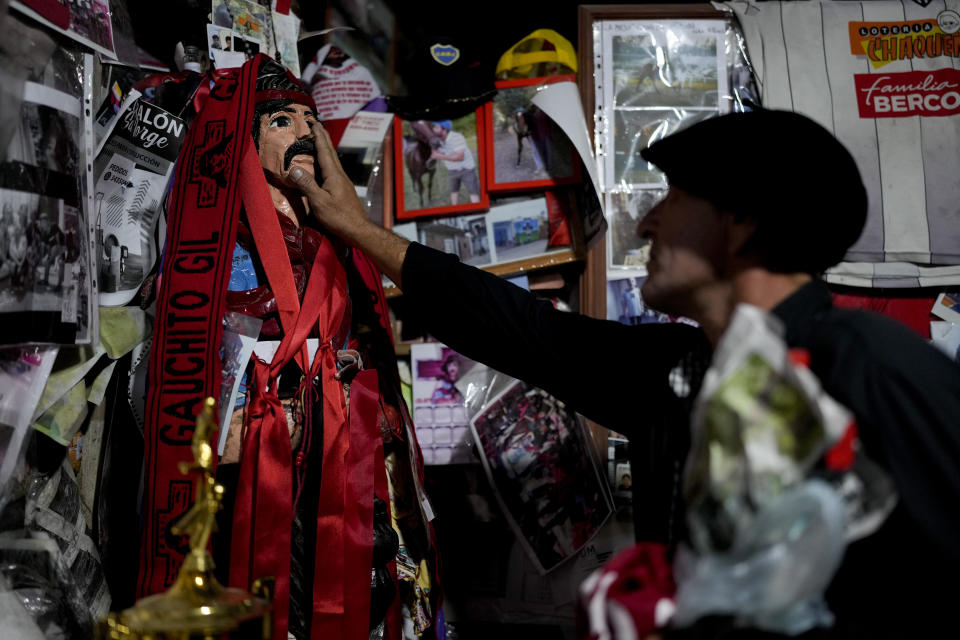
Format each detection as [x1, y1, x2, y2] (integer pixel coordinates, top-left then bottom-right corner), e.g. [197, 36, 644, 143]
[287, 121, 409, 286]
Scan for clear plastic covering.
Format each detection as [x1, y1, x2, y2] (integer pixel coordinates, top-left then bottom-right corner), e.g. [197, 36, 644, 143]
[0, 21, 96, 346]
[0, 458, 110, 639]
[408, 341, 614, 572]
[594, 16, 760, 274]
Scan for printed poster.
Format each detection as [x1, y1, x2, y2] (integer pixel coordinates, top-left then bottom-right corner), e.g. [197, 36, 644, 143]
[94, 92, 186, 306]
[410, 343, 480, 465]
[470, 379, 613, 573]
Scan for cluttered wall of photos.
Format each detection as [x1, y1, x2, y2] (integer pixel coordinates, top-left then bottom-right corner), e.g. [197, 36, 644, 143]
[483, 76, 582, 193]
[393, 110, 490, 219]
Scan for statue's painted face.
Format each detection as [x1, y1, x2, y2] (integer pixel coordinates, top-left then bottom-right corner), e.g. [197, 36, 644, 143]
[256, 102, 319, 182]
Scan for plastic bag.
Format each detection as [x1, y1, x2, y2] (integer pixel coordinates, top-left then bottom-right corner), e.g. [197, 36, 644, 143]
[674, 304, 860, 634]
[672, 479, 846, 634]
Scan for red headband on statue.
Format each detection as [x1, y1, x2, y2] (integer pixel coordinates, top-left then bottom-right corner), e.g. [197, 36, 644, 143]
[254, 88, 316, 109]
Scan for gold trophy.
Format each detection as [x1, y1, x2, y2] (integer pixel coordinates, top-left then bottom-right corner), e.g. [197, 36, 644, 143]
[97, 398, 273, 639]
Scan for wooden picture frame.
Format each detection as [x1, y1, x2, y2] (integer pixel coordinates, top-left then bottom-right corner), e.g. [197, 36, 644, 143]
[394, 109, 490, 219]
[483, 75, 582, 193]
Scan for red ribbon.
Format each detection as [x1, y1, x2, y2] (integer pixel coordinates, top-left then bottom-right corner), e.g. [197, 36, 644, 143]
[228, 143, 339, 639]
[342, 369, 380, 636]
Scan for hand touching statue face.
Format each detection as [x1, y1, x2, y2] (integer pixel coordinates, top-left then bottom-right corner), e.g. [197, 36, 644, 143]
[257, 103, 319, 184]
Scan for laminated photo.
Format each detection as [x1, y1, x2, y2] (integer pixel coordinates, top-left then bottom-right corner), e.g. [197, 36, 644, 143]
[393, 196, 565, 270]
[1, 80, 94, 345]
[596, 19, 729, 190]
[932, 292, 960, 324]
[470, 379, 613, 573]
[485, 196, 559, 265]
[393, 215, 493, 268]
[0, 346, 58, 488]
[212, 0, 274, 54]
[610, 108, 715, 187]
[610, 28, 722, 109]
[410, 343, 481, 465]
[605, 275, 674, 325]
[606, 188, 664, 270]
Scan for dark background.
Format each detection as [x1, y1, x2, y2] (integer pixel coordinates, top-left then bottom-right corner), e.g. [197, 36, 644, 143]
[126, 0, 706, 91]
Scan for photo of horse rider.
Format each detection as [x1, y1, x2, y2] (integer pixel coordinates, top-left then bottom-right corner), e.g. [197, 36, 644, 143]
[486, 76, 579, 190]
[396, 110, 488, 218]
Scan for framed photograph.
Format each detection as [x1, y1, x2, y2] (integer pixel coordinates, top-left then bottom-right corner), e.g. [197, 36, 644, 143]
[394, 110, 490, 219]
[392, 195, 573, 274]
[483, 75, 581, 192]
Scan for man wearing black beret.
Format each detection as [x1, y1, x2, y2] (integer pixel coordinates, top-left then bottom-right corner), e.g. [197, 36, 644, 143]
[287, 108, 960, 638]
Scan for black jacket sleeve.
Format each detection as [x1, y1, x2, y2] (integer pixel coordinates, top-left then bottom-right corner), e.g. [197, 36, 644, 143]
[400, 242, 710, 436]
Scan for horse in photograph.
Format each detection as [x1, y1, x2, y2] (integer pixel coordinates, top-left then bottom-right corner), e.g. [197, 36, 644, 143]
[403, 120, 440, 208]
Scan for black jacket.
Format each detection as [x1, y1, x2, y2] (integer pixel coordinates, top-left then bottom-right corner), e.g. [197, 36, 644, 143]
[401, 242, 960, 637]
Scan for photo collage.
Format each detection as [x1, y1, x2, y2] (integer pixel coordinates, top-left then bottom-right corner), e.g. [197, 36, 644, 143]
[392, 76, 582, 272]
[596, 19, 729, 327]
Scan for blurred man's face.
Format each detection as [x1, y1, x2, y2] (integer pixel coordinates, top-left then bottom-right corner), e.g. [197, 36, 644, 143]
[635, 186, 726, 316]
[256, 102, 319, 183]
[431, 124, 447, 138]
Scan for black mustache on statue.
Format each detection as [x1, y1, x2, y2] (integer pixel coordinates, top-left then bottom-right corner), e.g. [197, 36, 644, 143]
[284, 139, 317, 170]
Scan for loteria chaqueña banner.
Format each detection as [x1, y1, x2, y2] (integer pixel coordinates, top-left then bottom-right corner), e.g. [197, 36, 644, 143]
[849, 11, 960, 118]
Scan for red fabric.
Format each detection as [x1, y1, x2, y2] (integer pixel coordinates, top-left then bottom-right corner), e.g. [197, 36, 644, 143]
[577, 543, 675, 639]
[274, 0, 291, 14]
[831, 290, 937, 339]
[309, 268, 351, 638]
[256, 89, 315, 107]
[138, 55, 258, 599]
[228, 145, 332, 639]
[342, 370, 380, 637]
[227, 215, 325, 337]
[20, 0, 69, 28]
[544, 190, 572, 249]
[321, 117, 351, 148]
